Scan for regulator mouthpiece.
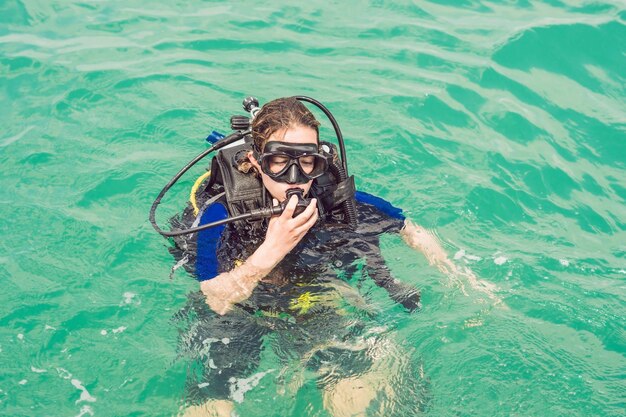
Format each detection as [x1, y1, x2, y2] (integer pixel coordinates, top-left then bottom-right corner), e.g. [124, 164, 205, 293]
[282, 188, 310, 217]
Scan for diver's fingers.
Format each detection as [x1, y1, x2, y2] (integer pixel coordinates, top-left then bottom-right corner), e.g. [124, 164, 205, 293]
[294, 203, 318, 235]
[280, 195, 298, 220]
[291, 198, 317, 227]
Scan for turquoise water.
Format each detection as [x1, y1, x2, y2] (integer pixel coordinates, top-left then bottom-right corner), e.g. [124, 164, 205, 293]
[1, 1, 625, 416]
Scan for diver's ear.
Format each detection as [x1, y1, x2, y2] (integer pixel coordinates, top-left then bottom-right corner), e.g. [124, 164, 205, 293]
[248, 150, 261, 170]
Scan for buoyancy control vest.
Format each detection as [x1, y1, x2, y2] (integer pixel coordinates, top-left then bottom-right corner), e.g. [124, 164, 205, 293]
[150, 96, 358, 238]
[201, 139, 356, 229]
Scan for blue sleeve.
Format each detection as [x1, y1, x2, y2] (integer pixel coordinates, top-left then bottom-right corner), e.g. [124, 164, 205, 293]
[355, 191, 405, 221]
[195, 202, 228, 281]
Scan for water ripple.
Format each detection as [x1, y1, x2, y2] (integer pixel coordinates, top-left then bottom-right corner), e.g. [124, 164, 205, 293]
[2, 1, 626, 416]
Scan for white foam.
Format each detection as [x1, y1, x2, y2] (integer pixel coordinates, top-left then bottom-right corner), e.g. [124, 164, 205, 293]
[112, 326, 127, 334]
[121, 292, 139, 305]
[228, 369, 274, 403]
[100, 330, 107, 336]
[57, 367, 72, 379]
[198, 382, 210, 389]
[454, 249, 482, 262]
[170, 255, 190, 278]
[559, 259, 570, 267]
[31, 366, 47, 374]
[17, 334, 24, 341]
[202, 337, 219, 344]
[18, 379, 27, 385]
[197, 337, 220, 357]
[0, 126, 34, 147]
[71, 379, 96, 404]
[45, 325, 57, 331]
[75, 405, 94, 417]
[494, 256, 507, 265]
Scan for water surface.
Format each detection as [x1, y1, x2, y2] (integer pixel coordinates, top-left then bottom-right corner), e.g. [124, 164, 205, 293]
[1, 1, 625, 416]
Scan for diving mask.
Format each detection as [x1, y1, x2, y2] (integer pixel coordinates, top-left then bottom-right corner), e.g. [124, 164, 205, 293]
[254, 141, 328, 184]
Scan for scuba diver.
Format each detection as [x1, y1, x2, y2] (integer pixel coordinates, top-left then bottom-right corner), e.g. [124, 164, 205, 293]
[150, 96, 460, 416]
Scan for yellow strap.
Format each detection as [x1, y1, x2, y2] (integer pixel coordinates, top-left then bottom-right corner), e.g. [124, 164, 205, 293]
[190, 170, 211, 216]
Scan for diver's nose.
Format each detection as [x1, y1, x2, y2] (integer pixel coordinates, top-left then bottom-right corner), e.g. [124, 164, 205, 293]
[286, 164, 300, 184]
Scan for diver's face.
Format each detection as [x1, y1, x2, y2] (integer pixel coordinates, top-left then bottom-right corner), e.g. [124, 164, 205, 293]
[249, 125, 318, 202]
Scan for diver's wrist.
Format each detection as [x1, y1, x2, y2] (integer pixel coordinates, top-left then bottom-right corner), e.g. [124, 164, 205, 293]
[247, 242, 283, 274]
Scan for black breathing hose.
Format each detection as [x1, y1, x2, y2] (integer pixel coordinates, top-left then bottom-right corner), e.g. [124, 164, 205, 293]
[295, 96, 349, 174]
[156, 206, 283, 237]
[149, 95, 359, 238]
[295, 96, 358, 230]
[329, 161, 358, 230]
[149, 130, 249, 237]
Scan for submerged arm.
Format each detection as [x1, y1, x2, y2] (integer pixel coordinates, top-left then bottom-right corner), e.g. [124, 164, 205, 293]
[400, 220, 455, 274]
[200, 243, 277, 315]
[400, 220, 501, 303]
[364, 240, 421, 312]
[354, 192, 421, 311]
[354, 192, 500, 304]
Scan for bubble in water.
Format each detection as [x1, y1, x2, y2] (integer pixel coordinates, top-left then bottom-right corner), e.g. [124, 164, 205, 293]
[112, 326, 127, 334]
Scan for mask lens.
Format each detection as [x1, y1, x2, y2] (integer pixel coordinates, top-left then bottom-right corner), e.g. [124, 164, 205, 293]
[298, 155, 316, 174]
[258, 141, 328, 182]
[267, 154, 290, 174]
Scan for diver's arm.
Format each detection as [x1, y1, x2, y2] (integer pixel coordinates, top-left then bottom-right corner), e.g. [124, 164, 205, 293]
[401, 220, 501, 303]
[200, 196, 319, 315]
[352, 193, 420, 310]
[199, 243, 280, 315]
[364, 240, 421, 312]
[400, 220, 456, 273]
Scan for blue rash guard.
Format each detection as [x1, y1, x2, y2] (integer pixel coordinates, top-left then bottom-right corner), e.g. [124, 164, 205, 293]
[194, 191, 406, 282]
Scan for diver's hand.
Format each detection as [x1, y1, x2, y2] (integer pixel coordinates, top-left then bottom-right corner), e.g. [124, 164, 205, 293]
[201, 197, 317, 315]
[386, 280, 421, 312]
[249, 195, 318, 271]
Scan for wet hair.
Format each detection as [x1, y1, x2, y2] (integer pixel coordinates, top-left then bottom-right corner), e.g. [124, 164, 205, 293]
[238, 97, 320, 174]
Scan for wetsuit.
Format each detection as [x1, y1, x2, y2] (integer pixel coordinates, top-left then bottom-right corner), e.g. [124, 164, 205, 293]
[170, 189, 421, 403]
